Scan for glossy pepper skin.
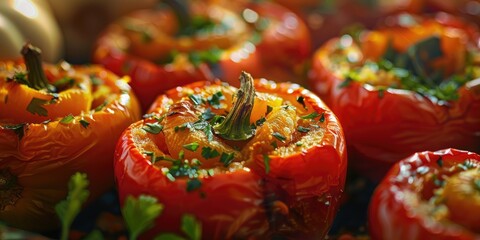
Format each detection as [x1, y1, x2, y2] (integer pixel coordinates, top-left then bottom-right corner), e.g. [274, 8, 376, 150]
[93, 1, 310, 112]
[114, 72, 346, 239]
[0, 45, 141, 232]
[309, 13, 480, 181]
[369, 149, 480, 240]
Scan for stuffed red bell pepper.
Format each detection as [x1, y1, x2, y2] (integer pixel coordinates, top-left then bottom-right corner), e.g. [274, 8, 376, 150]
[93, 0, 310, 111]
[114, 71, 346, 239]
[0, 44, 141, 232]
[309, 13, 480, 180]
[369, 148, 480, 240]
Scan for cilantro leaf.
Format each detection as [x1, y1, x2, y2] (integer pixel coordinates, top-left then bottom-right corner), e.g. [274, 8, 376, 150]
[55, 172, 90, 240]
[122, 195, 164, 240]
[26, 97, 48, 116]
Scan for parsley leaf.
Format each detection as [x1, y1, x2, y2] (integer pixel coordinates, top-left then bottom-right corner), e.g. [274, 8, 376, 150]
[143, 123, 163, 134]
[26, 98, 48, 116]
[201, 147, 220, 159]
[55, 172, 90, 240]
[189, 94, 203, 105]
[200, 108, 215, 121]
[207, 91, 224, 109]
[186, 178, 202, 192]
[3, 124, 25, 140]
[297, 126, 310, 133]
[219, 152, 235, 167]
[272, 132, 286, 142]
[301, 112, 320, 119]
[80, 119, 90, 128]
[122, 195, 164, 240]
[183, 142, 200, 152]
[60, 114, 75, 124]
[181, 214, 202, 240]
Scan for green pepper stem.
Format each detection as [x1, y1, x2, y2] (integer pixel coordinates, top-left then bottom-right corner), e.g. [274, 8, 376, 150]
[214, 71, 255, 141]
[21, 44, 55, 92]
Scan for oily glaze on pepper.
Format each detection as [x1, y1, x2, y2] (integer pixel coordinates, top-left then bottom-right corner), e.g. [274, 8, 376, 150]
[309, 13, 480, 181]
[114, 72, 346, 239]
[369, 149, 480, 240]
[93, 0, 311, 111]
[0, 44, 141, 232]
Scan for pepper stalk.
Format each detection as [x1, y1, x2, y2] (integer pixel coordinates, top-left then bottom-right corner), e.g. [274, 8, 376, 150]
[214, 71, 255, 141]
[21, 43, 55, 92]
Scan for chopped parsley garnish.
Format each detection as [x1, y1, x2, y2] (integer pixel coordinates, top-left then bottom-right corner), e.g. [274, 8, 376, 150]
[189, 94, 204, 105]
[319, 113, 325, 123]
[345, 35, 473, 102]
[94, 101, 108, 112]
[3, 124, 25, 140]
[203, 124, 214, 142]
[201, 147, 220, 159]
[301, 112, 320, 119]
[263, 154, 271, 174]
[436, 157, 443, 167]
[207, 91, 224, 109]
[255, 117, 266, 126]
[457, 160, 477, 171]
[219, 152, 235, 167]
[266, 105, 273, 115]
[272, 132, 286, 142]
[89, 74, 104, 86]
[7, 72, 28, 85]
[79, 119, 90, 128]
[297, 126, 310, 133]
[186, 178, 202, 192]
[60, 114, 75, 124]
[188, 47, 223, 67]
[144, 151, 157, 163]
[142, 122, 163, 134]
[53, 77, 74, 88]
[296, 96, 307, 109]
[183, 142, 200, 152]
[200, 108, 215, 120]
[26, 97, 48, 116]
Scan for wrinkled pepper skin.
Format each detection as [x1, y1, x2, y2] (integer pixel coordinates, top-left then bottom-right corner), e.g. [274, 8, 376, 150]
[114, 76, 346, 239]
[369, 149, 480, 240]
[0, 55, 141, 231]
[93, 1, 310, 112]
[309, 13, 480, 181]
